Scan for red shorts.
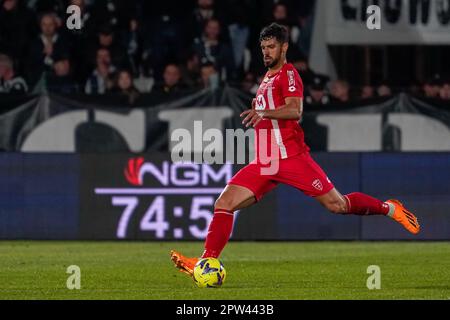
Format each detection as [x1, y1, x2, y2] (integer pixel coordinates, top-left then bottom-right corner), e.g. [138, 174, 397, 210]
[228, 152, 334, 201]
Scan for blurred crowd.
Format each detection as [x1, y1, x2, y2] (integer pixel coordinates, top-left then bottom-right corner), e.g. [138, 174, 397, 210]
[301, 73, 450, 107]
[0, 0, 449, 105]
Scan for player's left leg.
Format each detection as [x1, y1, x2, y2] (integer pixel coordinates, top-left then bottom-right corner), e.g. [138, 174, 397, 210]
[315, 189, 420, 235]
[274, 152, 420, 235]
[315, 188, 388, 216]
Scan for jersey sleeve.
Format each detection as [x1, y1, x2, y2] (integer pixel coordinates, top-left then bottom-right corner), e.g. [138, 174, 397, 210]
[280, 65, 304, 99]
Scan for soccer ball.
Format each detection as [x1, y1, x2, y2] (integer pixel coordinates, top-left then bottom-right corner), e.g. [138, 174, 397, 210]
[193, 258, 226, 288]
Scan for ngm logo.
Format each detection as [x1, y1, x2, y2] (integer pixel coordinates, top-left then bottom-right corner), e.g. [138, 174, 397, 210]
[121, 157, 232, 188]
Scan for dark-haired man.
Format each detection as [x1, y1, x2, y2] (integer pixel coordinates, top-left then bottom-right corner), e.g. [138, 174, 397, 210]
[170, 23, 420, 276]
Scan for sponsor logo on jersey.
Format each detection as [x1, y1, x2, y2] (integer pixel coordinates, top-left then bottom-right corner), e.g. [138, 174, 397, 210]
[256, 94, 266, 110]
[287, 70, 295, 87]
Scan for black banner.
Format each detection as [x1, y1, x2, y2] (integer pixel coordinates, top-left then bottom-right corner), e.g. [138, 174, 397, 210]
[1, 90, 450, 153]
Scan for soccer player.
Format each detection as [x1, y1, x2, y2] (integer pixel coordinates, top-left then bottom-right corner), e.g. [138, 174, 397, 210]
[170, 23, 420, 276]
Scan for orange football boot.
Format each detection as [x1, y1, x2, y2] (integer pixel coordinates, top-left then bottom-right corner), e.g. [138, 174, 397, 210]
[385, 199, 420, 235]
[170, 250, 199, 277]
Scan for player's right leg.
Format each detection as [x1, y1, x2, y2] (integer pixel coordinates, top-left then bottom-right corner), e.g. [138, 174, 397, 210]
[170, 185, 257, 276]
[171, 162, 278, 277]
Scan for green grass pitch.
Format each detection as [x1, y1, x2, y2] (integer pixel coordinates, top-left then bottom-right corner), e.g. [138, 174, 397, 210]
[1, 241, 449, 300]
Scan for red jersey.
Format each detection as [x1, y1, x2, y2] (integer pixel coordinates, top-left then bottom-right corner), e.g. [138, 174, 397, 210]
[254, 63, 309, 161]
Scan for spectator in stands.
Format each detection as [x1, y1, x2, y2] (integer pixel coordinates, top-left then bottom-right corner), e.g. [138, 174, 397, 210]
[330, 79, 350, 103]
[292, 0, 315, 58]
[227, 6, 250, 78]
[360, 85, 375, 99]
[89, 0, 138, 33]
[142, 11, 184, 82]
[121, 17, 143, 76]
[291, 54, 314, 86]
[439, 80, 450, 100]
[200, 62, 219, 89]
[0, 53, 28, 93]
[377, 82, 393, 97]
[304, 74, 331, 106]
[180, 51, 201, 89]
[32, 0, 65, 26]
[153, 64, 186, 94]
[63, 0, 93, 86]
[88, 24, 127, 70]
[27, 12, 69, 86]
[111, 69, 140, 105]
[272, 3, 301, 47]
[46, 53, 78, 94]
[423, 74, 442, 98]
[85, 48, 116, 94]
[273, 3, 288, 21]
[409, 81, 422, 96]
[0, 0, 35, 66]
[193, 18, 235, 82]
[189, 0, 221, 41]
[241, 71, 259, 95]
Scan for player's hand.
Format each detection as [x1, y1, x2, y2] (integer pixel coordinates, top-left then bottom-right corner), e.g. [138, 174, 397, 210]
[252, 98, 257, 110]
[240, 109, 264, 128]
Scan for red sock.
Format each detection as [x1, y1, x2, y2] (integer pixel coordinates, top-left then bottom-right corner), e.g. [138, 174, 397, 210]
[202, 209, 234, 259]
[344, 192, 390, 216]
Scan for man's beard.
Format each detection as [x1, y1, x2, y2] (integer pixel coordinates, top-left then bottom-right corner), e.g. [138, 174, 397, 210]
[264, 57, 280, 68]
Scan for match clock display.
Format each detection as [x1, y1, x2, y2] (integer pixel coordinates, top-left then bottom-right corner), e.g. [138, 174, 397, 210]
[80, 154, 234, 240]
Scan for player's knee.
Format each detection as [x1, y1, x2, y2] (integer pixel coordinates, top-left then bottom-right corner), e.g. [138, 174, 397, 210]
[214, 197, 234, 212]
[326, 200, 347, 215]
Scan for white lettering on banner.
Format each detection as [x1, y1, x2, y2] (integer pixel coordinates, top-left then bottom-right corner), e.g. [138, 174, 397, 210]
[19, 102, 450, 153]
[317, 113, 450, 151]
[324, 0, 450, 44]
[316, 114, 383, 151]
[388, 114, 450, 151]
[21, 110, 88, 152]
[159, 107, 233, 156]
[21, 107, 145, 152]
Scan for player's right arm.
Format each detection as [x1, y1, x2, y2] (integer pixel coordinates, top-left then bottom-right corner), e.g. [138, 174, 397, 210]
[240, 97, 302, 127]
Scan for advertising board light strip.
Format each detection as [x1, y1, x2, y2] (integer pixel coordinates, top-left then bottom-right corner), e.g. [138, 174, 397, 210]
[95, 188, 224, 195]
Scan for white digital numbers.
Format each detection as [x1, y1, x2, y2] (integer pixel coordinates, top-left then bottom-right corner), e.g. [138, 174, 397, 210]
[113, 197, 138, 238]
[112, 196, 214, 239]
[188, 197, 214, 238]
[139, 196, 169, 238]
